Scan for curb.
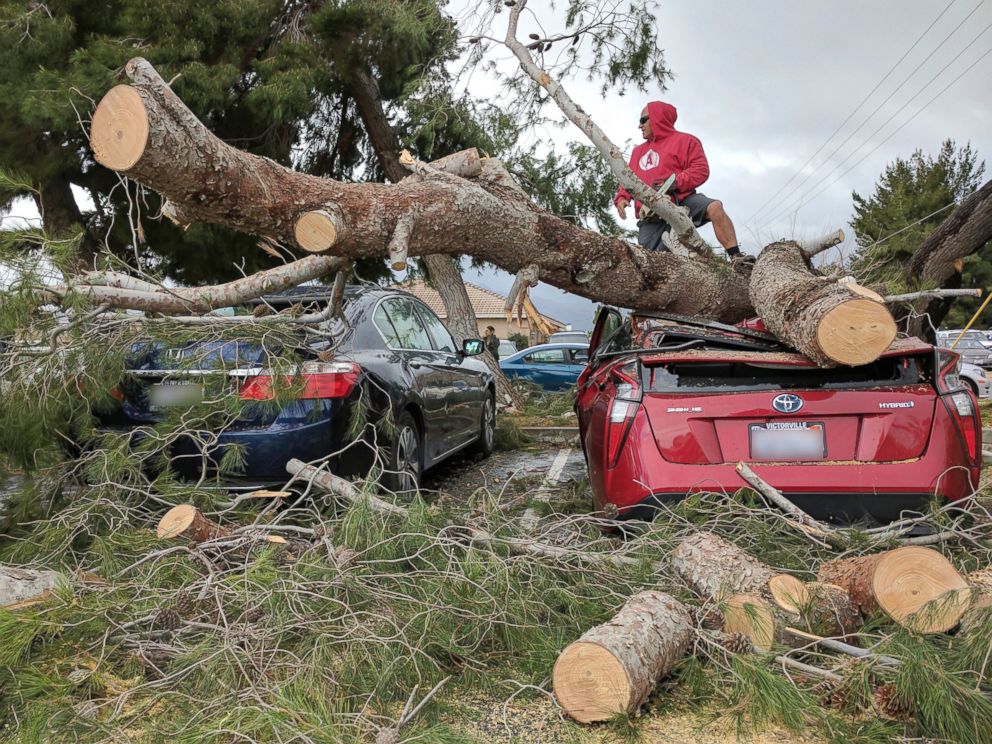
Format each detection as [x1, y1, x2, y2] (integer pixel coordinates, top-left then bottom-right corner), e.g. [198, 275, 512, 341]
[519, 427, 580, 445]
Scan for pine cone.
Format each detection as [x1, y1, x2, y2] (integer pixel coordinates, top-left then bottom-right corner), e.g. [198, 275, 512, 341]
[173, 590, 198, 618]
[812, 678, 839, 703]
[154, 608, 182, 631]
[244, 606, 264, 624]
[874, 683, 912, 720]
[698, 607, 725, 631]
[720, 632, 753, 654]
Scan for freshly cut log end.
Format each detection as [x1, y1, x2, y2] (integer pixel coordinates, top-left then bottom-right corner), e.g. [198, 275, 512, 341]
[750, 242, 898, 367]
[768, 574, 810, 615]
[553, 590, 693, 723]
[815, 298, 897, 366]
[294, 210, 341, 253]
[90, 85, 149, 171]
[871, 546, 970, 633]
[818, 546, 970, 633]
[553, 641, 634, 723]
[157, 504, 230, 543]
[723, 593, 776, 652]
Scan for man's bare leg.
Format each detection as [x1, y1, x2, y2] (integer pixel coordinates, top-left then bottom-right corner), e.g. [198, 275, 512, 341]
[706, 201, 738, 251]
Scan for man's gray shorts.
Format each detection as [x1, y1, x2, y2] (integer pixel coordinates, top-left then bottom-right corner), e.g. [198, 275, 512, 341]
[637, 192, 716, 252]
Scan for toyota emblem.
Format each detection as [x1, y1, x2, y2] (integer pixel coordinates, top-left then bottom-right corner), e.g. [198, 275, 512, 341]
[772, 393, 804, 413]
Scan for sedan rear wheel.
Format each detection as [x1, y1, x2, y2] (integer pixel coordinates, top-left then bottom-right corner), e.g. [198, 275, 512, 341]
[472, 393, 496, 457]
[384, 412, 421, 495]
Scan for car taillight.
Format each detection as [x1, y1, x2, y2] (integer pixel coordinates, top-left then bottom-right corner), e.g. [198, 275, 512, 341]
[239, 361, 360, 401]
[607, 362, 642, 468]
[941, 389, 981, 466]
[934, 348, 981, 467]
[935, 348, 964, 393]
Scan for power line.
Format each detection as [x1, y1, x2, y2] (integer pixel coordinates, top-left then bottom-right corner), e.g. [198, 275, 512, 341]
[765, 23, 992, 226]
[769, 42, 992, 226]
[745, 0, 960, 225]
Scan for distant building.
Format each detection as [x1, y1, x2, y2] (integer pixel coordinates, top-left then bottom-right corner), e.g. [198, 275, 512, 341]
[398, 279, 565, 343]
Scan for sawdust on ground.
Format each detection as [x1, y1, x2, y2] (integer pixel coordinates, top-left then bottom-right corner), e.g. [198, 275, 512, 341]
[444, 694, 823, 744]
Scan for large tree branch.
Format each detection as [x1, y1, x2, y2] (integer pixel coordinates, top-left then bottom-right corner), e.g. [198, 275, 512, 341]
[55, 255, 346, 313]
[502, 0, 710, 257]
[88, 58, 754, 321]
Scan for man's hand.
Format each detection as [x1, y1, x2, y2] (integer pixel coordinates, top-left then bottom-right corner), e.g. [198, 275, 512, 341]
[616, 197, 629, 220]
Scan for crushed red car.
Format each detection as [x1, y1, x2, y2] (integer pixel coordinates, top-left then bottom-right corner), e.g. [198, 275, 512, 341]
[575, 308, 982, 523]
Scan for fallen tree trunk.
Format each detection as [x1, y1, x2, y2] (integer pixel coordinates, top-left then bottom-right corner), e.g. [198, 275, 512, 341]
[671, 532, 860, 650]
[750, 241, 897, 366]
[88, 58, 753, 321]
[817, 546, 971, 633]
[1, 565, 62, 608]
[552, 590, 694, 723]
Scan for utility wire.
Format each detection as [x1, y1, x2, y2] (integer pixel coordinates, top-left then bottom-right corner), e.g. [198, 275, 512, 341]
[751, 0, 982, 226]
[745, 0, 960, 225]
[857, 200, 958, 252]
[766, 27, 992, 226]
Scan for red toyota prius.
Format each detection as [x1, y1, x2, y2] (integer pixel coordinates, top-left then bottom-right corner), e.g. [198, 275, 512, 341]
[575, 309, 982, 523]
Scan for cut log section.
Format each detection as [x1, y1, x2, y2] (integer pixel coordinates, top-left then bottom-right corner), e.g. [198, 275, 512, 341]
[157, 505, 232, 543]
[750, 241, 897, 366]
[1, 566, 62, 608]
[672, 532, 861, 650]
[552, 590, 693, 723]
[294, 209, 344, 253]
[817, 546, 971, 633]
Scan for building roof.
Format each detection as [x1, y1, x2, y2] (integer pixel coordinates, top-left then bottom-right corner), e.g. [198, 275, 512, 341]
[397, 279, 564, 326]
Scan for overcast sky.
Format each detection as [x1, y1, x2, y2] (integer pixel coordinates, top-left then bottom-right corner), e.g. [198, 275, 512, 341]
[464, 0, 992, 330]
[4, 1, 991, 332]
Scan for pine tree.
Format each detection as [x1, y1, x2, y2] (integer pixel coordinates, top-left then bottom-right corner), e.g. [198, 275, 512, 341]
[850, 140, 988, 327]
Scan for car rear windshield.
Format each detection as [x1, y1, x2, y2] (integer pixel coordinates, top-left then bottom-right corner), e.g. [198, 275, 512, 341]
[644, 354, 930, 393]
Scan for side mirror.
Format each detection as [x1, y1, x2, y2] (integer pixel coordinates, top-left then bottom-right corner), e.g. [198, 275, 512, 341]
[462, 338, 485, 356]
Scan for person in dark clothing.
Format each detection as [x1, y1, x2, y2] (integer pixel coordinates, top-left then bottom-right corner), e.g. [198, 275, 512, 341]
[483, 325, 500, 358]
[614, 101, 743, 258]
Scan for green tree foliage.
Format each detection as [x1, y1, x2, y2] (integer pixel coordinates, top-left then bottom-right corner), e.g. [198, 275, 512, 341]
[849, 140, 988, 327]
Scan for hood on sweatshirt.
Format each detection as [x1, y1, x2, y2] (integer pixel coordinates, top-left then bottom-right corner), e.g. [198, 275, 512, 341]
[646, 101, 677, 140]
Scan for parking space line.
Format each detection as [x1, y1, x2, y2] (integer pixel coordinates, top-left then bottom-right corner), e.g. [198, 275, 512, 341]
[519, 447, 573, 533]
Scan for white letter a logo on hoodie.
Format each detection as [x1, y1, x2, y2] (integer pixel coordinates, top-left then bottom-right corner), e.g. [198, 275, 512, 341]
[638, 150, 659, 171]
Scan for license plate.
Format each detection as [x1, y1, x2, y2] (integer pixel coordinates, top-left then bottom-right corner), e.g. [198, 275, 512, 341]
[748, 422, 825, 460]
[148, 382, 203, 410]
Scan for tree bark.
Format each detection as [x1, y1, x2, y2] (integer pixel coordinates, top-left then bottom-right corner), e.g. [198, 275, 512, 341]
[671, 532, 860, 650]
[902, 179, 992, 337]
[58, 255, 347, 313]
[750, 241, 897, 366]
[1, 565, 61, 608]
[552, 590, 694, 723]
[88, 58, 753, 321]
[157, 504, 231, 543]
[348, 67, 523, 409]
[817, 546, 971, 633]
[35, 175, 99, 272]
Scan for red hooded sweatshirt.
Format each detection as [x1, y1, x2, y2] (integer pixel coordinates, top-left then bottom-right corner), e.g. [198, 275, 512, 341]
[613, 101, 710, 216]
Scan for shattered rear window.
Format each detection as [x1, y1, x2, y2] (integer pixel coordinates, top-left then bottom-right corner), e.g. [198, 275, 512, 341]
[644, 355, 929, 393]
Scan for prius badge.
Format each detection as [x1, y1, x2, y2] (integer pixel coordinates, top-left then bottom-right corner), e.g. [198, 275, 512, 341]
[772, 393, 804, 413]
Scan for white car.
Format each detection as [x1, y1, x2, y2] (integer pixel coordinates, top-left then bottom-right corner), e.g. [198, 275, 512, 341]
[961, 362, 990, 399]
[498, 340, 518, 359]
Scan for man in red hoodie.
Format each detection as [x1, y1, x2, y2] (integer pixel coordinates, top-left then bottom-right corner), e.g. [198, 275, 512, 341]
[614, 101, 742, 258]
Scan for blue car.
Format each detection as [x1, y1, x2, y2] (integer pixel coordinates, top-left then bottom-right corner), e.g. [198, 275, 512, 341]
[499, 343, 589, 391]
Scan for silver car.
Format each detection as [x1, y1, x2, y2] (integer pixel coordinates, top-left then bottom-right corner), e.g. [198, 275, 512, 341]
[961, 362, 991, 399]
[936, 333, 992, 369]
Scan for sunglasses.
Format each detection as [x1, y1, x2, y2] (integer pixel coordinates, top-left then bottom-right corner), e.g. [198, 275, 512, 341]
[639, 115, 649, 124]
